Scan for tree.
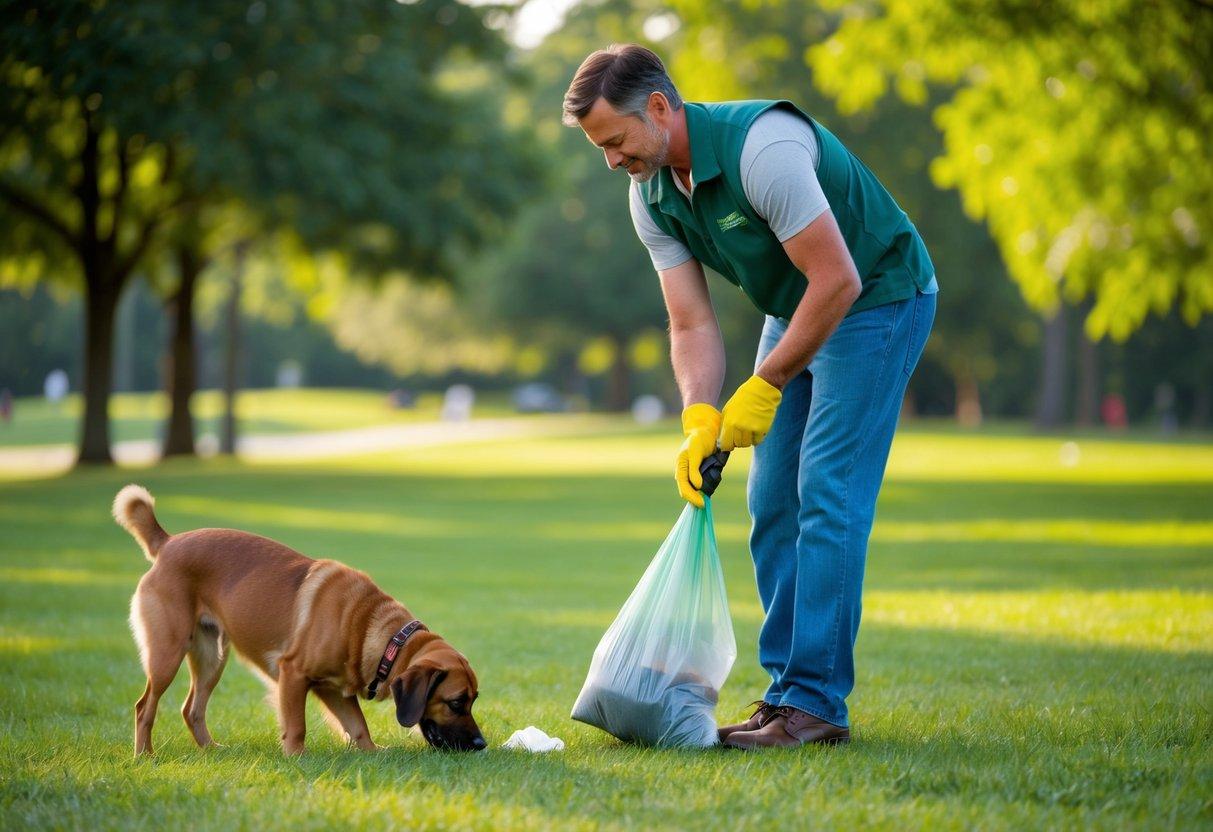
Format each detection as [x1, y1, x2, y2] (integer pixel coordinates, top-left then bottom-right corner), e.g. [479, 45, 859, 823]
[0, 1, 188, 462]
[659, 0, 1037, 423]
[1, 0, 536, 462]
[805, 0, 1213, 341]
[467, 2, 670, 410]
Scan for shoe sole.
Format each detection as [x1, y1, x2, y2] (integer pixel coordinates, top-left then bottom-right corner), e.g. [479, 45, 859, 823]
[722, 733, 851, 750]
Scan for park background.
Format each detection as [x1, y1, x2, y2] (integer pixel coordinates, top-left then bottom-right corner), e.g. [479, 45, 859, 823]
[1, 1, 1210, 829]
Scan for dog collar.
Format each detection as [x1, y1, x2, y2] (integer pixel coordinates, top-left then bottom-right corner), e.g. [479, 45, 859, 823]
[366, 619, 427, 699]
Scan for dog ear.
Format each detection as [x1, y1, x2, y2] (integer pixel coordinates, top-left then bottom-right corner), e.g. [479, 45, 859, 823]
[392, 664, 448, 727]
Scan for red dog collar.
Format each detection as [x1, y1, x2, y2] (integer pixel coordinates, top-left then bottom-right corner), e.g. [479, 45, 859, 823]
[366, 619, 427, 699]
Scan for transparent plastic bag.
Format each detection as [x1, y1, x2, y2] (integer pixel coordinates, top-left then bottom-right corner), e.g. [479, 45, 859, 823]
[571, 497, 736, 747]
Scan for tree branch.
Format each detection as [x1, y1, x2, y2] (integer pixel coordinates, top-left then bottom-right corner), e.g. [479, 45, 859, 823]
[161, 143, 176, 186]
[114, 142, 195, 281]
[107, 139, 132, 247]
[114, 215, 162, 283]
[0, 178, 78, 249]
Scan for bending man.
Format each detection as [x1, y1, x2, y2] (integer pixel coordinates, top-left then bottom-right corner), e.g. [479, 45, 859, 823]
[563, 44, 939, 748]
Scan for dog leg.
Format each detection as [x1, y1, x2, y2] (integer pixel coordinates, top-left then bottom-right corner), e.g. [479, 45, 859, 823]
[277, 663, 310, 755]
[131, 590, 190, 757]
[134, 647, 188, 756]
[181, 624, 229, 748]
[313, 687, 378, 751]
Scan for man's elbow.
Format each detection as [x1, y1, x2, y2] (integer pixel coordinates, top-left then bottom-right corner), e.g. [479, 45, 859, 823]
[843, 273, 862, 304]
[668, 318, 720, 337]
[823, 268, 861, 305]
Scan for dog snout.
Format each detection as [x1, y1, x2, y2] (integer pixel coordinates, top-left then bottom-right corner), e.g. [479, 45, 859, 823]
[447, 727, 487, 752]
[421, 718, 486, 752]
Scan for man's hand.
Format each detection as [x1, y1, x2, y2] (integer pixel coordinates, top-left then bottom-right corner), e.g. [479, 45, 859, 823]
[676, 403, 722, 508]
[719, 375, 782, 451]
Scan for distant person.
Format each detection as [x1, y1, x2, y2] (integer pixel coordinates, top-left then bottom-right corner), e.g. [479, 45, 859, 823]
[563, 45, 937, 748]
[388, 388, 416, 409]
[441, 384, 474, 422]
[1101, 393, 1128, 431]
[1155, 383, 1179, 435]
[44, 369, 68, 403]
[0, 388, 11, 424]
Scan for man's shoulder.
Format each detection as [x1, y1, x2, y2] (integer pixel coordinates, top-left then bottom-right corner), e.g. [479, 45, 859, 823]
[744, 108, 815, 144]
[698, 99, 781, 126]
[739, 106, 819, 175]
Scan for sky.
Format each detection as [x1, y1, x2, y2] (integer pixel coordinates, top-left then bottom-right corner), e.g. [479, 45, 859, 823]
[461, 0, 679, 50]
[510, 0, 582, 49]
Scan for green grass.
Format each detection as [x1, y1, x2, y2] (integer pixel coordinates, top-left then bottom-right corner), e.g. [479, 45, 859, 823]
[1, 423, 1210, 830]
[0, 388, 518, 448]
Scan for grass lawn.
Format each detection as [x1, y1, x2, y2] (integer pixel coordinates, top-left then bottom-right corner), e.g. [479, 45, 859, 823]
[0, 423, 1209, 829]
[0, 388, 518, 448]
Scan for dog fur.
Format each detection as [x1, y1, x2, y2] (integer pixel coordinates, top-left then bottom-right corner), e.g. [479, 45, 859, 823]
[114, 484, 483, 756]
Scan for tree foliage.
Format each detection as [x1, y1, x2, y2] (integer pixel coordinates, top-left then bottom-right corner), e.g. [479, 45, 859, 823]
[806, 0, 1213, 340]
[466, 1, 675, 408]
[0, 0, 536, 461]
[635, 0, 1037, 416]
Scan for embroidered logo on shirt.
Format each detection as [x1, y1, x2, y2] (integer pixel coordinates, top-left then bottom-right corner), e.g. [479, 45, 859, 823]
[716, 211, 749, 232]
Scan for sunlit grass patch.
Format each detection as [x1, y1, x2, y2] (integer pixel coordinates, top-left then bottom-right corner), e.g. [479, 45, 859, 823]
[885, 431, 1213, 483]
[861, 589, 1212, 653]
[0, 425, 1209, 829]
[871, 518, 1213, 547]
[0, 388, 509, 448]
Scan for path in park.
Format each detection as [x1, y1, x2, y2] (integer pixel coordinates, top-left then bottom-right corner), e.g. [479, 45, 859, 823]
[0, 415, 617, 475]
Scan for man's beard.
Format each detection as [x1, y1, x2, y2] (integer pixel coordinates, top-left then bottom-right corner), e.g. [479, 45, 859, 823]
[625, 122, 670, 183]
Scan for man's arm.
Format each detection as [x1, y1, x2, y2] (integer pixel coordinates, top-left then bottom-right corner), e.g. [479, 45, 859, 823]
[658, 257, 725, 407]
[754, 210, 861, 390]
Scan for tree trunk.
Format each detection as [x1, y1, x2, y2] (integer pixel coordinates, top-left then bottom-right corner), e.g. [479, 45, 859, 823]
[1075, 329, 1101, 428]
[605, 334, 631, 412]
[113, 286, 136, 394]
[78, 275, 119, 464]
[1033, 305, 1068, 430]
[75, 116, 120, 465]
[220, 259, 243, 455]
[162, 246, 201, 457]
[1193, 384, 1211, 429]
[955, 373, 982, 428]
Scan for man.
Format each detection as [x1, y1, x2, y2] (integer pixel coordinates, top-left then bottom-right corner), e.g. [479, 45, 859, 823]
[563, 44, 937, 749]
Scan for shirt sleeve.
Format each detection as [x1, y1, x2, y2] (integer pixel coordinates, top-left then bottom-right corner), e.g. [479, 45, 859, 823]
[629, 181, 693, 271]
[740, 110, 831, 243]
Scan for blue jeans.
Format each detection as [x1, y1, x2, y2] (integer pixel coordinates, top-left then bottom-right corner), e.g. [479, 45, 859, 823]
[747, 287, 936, 727]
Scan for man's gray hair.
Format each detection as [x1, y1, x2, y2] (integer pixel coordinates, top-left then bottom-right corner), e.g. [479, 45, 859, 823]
[561, 44, 683, 126]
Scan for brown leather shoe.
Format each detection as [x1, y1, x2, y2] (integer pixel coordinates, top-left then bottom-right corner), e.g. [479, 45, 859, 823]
[723, 706, 851, 749]
[717, 701, 779, 743]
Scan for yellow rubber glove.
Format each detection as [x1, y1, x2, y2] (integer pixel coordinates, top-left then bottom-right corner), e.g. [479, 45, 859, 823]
[719, 375, 782, 452]
[676, 403, 722, 508]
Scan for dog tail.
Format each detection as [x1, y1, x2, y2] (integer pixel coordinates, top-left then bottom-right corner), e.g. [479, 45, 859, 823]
[113, 484, 169, 562]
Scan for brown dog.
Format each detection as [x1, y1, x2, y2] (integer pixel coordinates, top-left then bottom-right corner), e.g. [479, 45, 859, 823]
[113, 484, 484, 757]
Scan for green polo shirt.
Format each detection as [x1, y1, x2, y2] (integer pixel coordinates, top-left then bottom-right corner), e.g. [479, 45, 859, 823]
[639, 100, 935, 319]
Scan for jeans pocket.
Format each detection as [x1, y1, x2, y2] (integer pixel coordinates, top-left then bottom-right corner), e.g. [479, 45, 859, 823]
[810, 302, 898, 402]
[902, 292, 934, 377]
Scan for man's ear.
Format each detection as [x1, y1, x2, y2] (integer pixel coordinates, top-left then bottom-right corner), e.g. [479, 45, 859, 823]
[647, 91, 670, 120]
[391, 664, 448, 727]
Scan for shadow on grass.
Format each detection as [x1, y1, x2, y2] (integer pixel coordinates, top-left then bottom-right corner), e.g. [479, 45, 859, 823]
[3, 468, 1210, 595]
[1, 459, 1210, 825]
[2, 621, 1208, 827]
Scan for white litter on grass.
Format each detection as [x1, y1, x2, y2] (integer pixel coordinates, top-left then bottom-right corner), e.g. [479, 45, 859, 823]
[503, 726, 565, 752]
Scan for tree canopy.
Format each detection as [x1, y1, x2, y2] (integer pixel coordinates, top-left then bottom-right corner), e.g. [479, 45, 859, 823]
[805, 0, 1213, 340]
[0, 0, 536, 461]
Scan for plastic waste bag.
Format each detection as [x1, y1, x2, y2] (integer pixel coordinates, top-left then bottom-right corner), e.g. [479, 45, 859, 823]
[571, 487, 736, 748]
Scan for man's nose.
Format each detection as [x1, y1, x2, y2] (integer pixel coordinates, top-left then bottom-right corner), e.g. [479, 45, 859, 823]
[604, 149, 625, 170]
